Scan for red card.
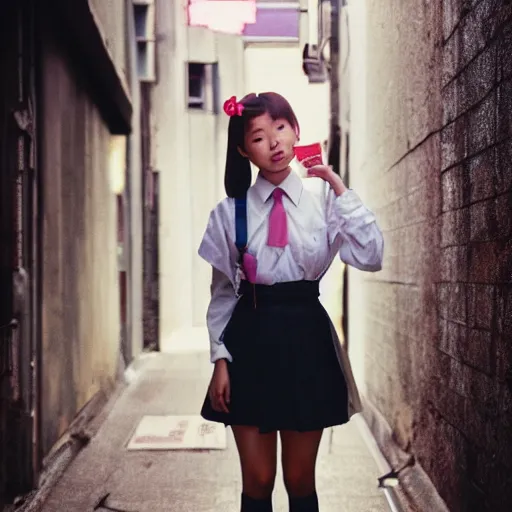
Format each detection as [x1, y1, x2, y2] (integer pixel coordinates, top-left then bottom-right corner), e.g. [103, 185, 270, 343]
[294, 143, 323, 168]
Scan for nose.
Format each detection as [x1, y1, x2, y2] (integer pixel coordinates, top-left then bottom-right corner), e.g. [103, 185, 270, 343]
[270, 138, 279, 150]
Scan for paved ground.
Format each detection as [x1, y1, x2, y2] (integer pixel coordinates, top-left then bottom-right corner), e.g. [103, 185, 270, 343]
[41, 328, 389, 512]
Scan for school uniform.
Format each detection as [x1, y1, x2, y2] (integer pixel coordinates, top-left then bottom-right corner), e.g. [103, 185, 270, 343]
[198, 170, 383, 433]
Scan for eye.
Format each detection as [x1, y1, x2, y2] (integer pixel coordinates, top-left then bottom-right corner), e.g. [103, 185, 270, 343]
[277, 124, 285, 130]
[252, 137, 263, 143]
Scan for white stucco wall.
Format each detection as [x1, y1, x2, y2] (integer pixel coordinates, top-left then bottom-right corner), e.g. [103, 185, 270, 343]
[342, 1, 369, 394]
[125, 2, 144, 361]
[153, 0, 245, 345]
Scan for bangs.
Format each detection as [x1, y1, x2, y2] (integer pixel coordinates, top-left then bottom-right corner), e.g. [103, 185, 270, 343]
[240, 92, 300, 138]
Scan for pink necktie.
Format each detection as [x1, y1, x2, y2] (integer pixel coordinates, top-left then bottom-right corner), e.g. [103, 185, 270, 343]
[267, 188, 288, 247]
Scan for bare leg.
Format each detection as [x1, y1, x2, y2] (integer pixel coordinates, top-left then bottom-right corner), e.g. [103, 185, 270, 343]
[232, 425, 278, 506]
[280, 430, 323, 510]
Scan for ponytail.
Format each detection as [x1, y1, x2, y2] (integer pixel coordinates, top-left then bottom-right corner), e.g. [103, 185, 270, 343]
[224, 115, 251, 198]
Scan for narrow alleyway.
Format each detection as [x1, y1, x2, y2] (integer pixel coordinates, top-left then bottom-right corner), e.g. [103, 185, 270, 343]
[4, 1, 511, 510]
[40, 330, 389, 512]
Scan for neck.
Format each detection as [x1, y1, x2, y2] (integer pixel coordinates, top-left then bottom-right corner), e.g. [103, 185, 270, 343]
[259, 166, 292, 186]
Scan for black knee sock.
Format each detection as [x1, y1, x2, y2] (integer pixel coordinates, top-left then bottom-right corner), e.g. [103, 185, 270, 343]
[241, 493, 273, 512]
[288, 491, 319, 512]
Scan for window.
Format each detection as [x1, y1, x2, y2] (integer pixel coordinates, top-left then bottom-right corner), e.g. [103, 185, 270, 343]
[134, 4, 149, 38]
[188, 63, 205, 109]
[133, 0, 156, 82]
[187, 63, 220, 113]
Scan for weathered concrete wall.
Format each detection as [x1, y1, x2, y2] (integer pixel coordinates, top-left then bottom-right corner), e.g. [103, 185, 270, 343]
[89, 0, 128, 88]
[153, 0, 245, 344]
[40, 36, 121, 454]
[345, 0, 512, 510]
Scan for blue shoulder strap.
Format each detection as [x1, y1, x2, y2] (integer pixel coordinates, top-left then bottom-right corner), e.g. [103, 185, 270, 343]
[234, 196, 247, 255]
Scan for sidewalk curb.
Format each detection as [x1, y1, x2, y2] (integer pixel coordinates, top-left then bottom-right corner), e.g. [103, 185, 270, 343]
[353, 414, 405, 512]
[13, 389, 116, 512]
[358, 398, 450, 512]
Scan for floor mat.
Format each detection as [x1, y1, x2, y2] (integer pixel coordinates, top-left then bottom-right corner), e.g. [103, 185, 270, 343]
[126, 415, 227, 450]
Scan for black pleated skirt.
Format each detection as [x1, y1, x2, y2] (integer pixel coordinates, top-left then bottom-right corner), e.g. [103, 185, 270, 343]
[201, 280, 349, 433]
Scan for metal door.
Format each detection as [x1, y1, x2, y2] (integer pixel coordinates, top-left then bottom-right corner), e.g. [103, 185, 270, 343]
[0, 0, 40, 505]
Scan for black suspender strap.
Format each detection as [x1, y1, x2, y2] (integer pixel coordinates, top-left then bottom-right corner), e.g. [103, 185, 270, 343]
[234, 196, 247, 259]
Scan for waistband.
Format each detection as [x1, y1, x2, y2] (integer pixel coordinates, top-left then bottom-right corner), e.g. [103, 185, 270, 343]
[239, 280, 320, 304]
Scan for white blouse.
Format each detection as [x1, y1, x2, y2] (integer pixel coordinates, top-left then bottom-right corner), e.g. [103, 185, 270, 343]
[198, 170, 384, 363]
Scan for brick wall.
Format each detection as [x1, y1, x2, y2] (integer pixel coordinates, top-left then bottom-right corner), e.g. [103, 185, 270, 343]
[435, 1, 512, 508]
[346, 1, 512, 510]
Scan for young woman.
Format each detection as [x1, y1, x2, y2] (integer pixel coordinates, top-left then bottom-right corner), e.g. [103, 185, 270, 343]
[198, 92, 384, 512]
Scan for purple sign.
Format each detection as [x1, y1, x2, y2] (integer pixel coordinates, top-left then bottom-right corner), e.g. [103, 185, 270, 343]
[243, 5, 300, 40]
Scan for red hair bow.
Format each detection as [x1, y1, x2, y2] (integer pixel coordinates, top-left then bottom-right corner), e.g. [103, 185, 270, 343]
[223, 96, 244, 117]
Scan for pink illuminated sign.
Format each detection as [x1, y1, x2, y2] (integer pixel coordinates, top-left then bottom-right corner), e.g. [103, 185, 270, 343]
[188, 0, 257, 35]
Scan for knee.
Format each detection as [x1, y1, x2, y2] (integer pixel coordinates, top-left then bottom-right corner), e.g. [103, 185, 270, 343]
[243, 468, 276, 498]
[283, 468, 315, 497]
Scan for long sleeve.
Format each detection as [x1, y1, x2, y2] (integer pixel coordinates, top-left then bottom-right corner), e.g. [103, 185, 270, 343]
[198, 199, 239, 284]
[326, 188, 384, 272]
[206, 267, 237, 363]
[197, 199, 241, 362]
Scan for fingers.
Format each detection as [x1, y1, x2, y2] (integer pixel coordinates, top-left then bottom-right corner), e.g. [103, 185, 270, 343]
[225, 382, 231, 406]
[217, 393, 230, 413]
[308, 164, 331, 172]
[209, 366, 231, 413]
[212, 392, 229, 413]
[307, 164, 332, 178]
[209, 386, 230, 413]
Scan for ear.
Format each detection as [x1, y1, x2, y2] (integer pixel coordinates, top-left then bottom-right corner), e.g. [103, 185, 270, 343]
[237, 146, 249, 158]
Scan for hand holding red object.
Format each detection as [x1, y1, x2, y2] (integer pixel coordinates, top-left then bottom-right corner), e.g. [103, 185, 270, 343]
[293, 143, 324, 169]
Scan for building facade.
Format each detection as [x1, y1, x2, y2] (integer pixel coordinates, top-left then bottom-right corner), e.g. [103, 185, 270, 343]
[154, 0, 246, 348]
[0, 0, 144, 505]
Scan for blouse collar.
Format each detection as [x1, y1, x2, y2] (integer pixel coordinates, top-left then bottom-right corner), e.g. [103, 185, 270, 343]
[253, 169, 303, 207]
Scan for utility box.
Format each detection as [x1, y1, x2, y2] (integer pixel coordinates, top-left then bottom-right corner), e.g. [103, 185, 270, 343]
[302, 43, 328, 83]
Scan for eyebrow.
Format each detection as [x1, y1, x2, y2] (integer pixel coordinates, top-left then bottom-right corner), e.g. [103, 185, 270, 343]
[250, 128, 264, 136]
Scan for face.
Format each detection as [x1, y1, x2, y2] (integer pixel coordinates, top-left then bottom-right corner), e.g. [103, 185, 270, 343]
[239, 112, 297, 173]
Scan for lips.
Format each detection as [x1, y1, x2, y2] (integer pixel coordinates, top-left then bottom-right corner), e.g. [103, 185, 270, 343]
[271, 151, 285, 163]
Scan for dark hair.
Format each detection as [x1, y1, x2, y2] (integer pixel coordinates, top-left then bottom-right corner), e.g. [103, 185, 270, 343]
[224, 92, 300, 198]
